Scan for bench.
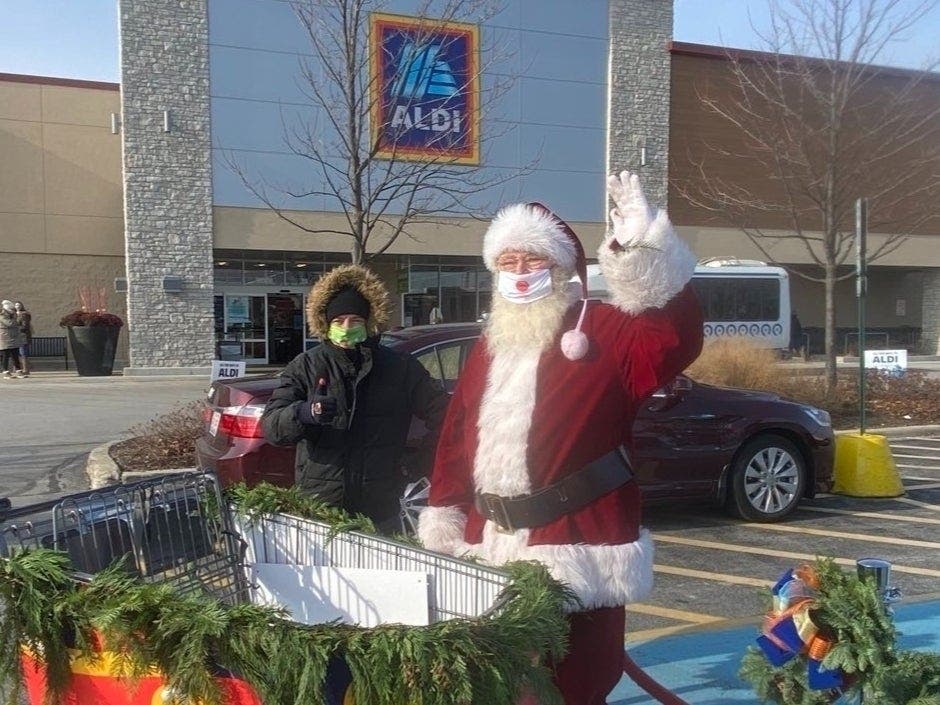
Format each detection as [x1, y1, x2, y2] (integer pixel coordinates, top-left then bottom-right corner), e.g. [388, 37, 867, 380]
[29, 336, 69, 370]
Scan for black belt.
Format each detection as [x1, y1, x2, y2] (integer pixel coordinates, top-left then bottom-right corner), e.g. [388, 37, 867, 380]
[474, 446, 634, 533]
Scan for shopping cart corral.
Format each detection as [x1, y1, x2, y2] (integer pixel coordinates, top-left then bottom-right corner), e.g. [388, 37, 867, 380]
[0, 472, 568, 705]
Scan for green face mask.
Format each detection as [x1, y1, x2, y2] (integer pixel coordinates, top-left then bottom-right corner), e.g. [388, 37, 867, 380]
[328, 323, 367, 346]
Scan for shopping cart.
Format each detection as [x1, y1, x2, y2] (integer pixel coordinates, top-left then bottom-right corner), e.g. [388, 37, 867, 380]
[0, 471, 247, 604]
[0, 471, 514, 705]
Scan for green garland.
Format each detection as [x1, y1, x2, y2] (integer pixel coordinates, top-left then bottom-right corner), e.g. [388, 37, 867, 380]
[0, 483, 573, 705]
[740, 558, 940, 705]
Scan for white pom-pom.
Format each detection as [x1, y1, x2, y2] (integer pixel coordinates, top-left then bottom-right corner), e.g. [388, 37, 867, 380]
[560, 329, 589, 360]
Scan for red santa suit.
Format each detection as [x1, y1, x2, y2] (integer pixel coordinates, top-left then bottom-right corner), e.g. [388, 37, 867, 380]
[418, 173, 704, 705]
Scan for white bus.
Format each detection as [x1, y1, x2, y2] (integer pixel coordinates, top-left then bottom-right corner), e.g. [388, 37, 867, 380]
[583, 258, 791, 349]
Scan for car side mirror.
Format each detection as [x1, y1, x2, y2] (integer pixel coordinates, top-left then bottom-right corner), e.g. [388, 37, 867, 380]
[651, 377, 692, 397]
[671, 377, 693, 395]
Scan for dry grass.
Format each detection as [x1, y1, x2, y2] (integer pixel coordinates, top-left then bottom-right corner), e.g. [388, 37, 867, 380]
[685, 337, 940, 428]
[109, 401, 204, 472]
[686, 337, 791, 391]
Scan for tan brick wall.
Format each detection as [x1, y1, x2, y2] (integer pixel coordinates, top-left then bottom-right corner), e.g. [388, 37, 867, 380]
[0, 253, 129, 364]
[0, 77, 123, 258]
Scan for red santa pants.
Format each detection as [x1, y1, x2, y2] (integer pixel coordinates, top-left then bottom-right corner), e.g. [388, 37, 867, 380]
[552, 606, 625, 705]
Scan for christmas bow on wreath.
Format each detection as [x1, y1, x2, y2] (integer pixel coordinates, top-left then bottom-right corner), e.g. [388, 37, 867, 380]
[755, 565, 845, 690]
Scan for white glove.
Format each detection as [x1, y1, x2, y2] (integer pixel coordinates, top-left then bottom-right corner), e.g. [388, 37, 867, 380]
[606, 170, 656, 250]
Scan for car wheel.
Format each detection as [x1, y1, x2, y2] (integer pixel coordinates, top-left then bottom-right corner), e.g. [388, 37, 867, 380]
[727, 434, 806, 522]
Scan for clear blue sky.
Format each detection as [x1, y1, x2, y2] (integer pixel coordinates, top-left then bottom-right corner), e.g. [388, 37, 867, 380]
[0, 0, 936, 82]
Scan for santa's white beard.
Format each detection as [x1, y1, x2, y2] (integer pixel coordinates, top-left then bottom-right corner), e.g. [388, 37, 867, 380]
[485, 271, 576, 354]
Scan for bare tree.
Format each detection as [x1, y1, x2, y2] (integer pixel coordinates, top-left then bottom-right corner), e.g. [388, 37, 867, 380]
[225, 0, 529, 264]
[674, 0, 940, 392]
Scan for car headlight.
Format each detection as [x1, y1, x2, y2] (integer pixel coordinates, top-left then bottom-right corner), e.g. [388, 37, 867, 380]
[804, 407, 831, 426]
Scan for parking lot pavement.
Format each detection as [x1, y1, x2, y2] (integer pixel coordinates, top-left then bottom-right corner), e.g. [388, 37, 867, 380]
[0, 376, 210, 505]
[627, 433, 940, 645]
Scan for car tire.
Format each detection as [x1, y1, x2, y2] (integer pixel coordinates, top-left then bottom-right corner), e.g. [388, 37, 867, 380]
[726, 434, 806, 522]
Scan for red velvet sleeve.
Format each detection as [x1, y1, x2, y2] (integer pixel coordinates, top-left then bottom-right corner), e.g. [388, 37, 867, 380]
[617, 283, 704, 401]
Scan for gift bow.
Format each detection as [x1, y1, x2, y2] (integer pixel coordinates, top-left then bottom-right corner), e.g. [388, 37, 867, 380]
[755, 565, 844, 690]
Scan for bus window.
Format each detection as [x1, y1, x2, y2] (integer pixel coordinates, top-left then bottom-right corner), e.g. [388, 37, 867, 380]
[691, 277, 780, 322]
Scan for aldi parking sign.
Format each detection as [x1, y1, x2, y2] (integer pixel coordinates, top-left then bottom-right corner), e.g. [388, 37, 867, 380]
[370, 13, 479, 164]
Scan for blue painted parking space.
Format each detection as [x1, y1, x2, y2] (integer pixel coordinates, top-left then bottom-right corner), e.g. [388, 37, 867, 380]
[609, 598, 940, 704]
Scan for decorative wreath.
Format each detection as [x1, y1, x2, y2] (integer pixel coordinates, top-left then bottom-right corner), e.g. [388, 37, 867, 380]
[740, 558, 940, 705]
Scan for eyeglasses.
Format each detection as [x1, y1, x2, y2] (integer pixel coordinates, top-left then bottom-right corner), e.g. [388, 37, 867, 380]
[495, 255, 551, 271]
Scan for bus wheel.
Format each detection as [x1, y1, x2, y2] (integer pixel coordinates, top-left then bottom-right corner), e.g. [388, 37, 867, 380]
[727, 434, 806, 522]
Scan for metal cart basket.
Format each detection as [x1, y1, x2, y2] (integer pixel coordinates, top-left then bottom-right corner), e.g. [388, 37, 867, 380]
[1, 472, 513, 704]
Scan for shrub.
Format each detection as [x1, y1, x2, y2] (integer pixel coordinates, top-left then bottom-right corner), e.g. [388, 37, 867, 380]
[685, 338, 940, 428]
[685, 337, 789, 391]
[109, 401, 204, 472]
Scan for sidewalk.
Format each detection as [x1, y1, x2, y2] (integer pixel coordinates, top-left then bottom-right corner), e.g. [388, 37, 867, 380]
[610, 597, 940, 704]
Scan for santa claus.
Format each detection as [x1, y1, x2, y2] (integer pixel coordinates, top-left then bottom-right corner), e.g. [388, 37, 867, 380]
[417, 172, 705, 704]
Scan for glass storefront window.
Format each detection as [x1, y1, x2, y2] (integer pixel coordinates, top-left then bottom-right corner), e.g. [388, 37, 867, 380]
[243, 261, 286, 285]
[214, 260, 243, 285]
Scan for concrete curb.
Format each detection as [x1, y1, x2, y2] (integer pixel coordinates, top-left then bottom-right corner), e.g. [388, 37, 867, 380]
[86, 441, 121, 489]
[835, 424, 940, 437]
[85, 440, 197, 488]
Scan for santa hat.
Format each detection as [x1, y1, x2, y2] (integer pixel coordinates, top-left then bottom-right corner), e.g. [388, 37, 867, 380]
[483, 202, 591, 360]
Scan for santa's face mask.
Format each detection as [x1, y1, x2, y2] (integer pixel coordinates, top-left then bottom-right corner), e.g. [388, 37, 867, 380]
[497, 268, 554, 304]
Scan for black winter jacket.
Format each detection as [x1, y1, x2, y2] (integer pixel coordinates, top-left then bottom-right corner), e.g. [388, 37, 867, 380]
[261, 338, 448, 525]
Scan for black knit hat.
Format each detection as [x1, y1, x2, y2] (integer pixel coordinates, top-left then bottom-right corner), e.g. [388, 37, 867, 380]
[325, 286, 371, 323]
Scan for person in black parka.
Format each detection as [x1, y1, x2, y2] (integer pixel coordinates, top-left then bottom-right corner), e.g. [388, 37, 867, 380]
[261, 264, 448, 529]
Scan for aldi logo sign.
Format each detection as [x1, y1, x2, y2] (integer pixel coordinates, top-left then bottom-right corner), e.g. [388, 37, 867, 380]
[370, 13, 480, 165]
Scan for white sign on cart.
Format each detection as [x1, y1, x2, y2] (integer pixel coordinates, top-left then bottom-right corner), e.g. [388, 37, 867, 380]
[250, 564, 430, 627]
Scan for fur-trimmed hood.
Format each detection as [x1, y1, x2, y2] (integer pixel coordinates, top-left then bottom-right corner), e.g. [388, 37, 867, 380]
[306, 264, 391, 337]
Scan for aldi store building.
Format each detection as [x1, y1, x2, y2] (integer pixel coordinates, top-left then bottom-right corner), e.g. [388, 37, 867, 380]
[1, 0, 937, 373]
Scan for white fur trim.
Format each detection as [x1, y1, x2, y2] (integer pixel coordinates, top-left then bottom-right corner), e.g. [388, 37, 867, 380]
[483, 204, 576, 274]
[473, 345, 541, 495]
[467, 525, 654, 610]
[417, 505, 472, 556]
[597, 210, 696, 315]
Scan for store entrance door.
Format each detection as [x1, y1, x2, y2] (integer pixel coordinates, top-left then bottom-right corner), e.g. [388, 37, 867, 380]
[267, 293, 304, 365]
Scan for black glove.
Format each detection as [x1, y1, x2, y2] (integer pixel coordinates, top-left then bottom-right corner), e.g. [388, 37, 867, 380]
[311, 377, 337, 425]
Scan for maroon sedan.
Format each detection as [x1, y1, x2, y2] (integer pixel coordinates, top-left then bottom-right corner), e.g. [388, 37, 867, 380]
[196, 323, 834, 523]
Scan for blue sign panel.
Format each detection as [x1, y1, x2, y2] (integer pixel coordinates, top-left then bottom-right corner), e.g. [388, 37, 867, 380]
[370, 13, 480, 164]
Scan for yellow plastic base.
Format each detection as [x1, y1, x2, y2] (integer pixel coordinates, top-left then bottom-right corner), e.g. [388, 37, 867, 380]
[833, 433, 905, 498]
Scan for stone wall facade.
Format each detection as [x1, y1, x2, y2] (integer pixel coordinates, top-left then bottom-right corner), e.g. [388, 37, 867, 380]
[922, 271, 940, 355]
[607, 0, 674, 211]
[119, 0, 214, 374]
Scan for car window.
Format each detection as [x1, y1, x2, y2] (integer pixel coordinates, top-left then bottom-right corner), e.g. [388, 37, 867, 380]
[416, 349, 443, 383]
[416, 341, 472, 394]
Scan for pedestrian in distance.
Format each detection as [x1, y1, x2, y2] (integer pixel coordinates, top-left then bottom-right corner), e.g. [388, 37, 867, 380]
[0, 300, 27, 378]
[261, 264, 449, 531]
[14, 301, 32, 377]
[417, 172, 704, 705]
[790, 310, 804, 358]
[429, 302, 444, 325]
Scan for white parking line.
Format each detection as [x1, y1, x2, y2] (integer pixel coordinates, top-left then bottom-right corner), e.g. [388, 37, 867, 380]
[900, 475, 940, 482]
[904, 482, 940, 490]
[892, 444, 940, 452]
[653, 535, 940, 577]
[893, 453, 940, 460]
[894, 497, 940, 512]
[799, 505, 940, 525]
[742, 522, 940, 549]
[903, 437, 940, 443]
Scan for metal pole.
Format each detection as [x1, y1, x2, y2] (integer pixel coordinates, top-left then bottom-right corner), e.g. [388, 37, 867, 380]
[856, 198, 868, 435]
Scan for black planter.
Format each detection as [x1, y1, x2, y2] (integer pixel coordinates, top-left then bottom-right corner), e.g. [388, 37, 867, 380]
[66, 326, 121, 376]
